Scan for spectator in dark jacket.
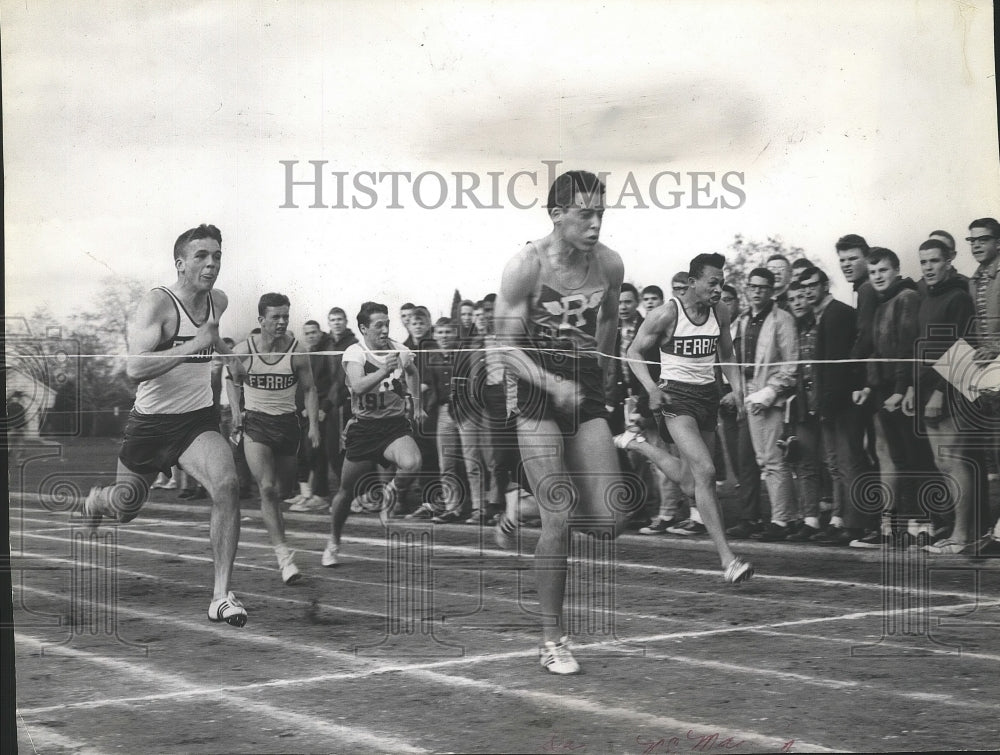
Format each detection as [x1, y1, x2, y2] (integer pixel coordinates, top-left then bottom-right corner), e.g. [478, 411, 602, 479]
[796, 266, 872, 545]
[903, 239, 986, 553]
[407, 318, 461, 520]
[850, 248, 935, 548]
[403, 305, 440, 507]
[837, 233, 881, 472]
[326, 307, 359, 490]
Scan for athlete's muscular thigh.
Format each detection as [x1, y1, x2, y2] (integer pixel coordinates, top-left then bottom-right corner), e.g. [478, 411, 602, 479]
[178, 430, 238, 498]
[516, 416, 574, 527]
[565, 417, 632, 530]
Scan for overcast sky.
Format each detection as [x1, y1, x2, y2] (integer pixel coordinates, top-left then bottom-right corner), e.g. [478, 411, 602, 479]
[4, 0, 999, 340]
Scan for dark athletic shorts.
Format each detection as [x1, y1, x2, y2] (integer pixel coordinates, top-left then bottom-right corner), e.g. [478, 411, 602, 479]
[119, 405, 220, 476]
[243, 410, 300, 457]
[343, 415, 413, 465]
[656, 379, 720, 434]
[516, 352, 609, 435]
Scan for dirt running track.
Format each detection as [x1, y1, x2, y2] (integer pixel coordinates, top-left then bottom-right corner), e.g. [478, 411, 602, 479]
[9, 439, 1000, 753]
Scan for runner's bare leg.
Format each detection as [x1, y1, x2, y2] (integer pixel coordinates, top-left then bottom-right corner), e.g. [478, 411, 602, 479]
[178, 431, 241, 601]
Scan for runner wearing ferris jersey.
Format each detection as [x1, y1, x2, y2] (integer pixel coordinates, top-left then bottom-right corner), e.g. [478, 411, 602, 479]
[619, 252, 754, 583]
[228, 292, 320, 584]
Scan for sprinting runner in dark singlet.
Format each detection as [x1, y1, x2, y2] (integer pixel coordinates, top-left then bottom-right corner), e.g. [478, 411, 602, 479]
[492, 170, 628, 675]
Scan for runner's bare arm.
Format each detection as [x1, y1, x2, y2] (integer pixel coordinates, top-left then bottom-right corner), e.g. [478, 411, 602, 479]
[714, 303, 742, 399]
[627, 303, 674, 395]
[126, 290, 224, 382]
[594, 248, 625, 374]
[402, 357, 426, 421]
[224, 340, 251, 424]
[714, 303, 744, 417]
[343, 357, 391, 396]
[292, 352, 321, 447]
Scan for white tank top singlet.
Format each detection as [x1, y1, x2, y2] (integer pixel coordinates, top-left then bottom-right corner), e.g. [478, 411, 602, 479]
[243, 336, 299, 416]
[133, 287, 215, 415]
[658, 297, 720, 386]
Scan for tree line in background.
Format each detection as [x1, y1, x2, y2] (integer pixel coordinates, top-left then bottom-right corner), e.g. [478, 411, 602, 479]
[25, 276, 148, 437]
[20, 236, 811, 437]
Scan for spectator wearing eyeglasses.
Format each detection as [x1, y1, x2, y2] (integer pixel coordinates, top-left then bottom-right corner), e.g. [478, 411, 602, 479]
[966, 218, 1000, 361]
[733, 268, 799, 541]
[965, 217, 1000, 497]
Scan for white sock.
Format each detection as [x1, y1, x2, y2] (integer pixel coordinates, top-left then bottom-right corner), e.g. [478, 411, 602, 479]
[830, 516, 845, 529]
[299, 481, 311, 497]
[772, 519, 787, 528]
[689, 508, 703, 524]
[804, 516, 821, 530]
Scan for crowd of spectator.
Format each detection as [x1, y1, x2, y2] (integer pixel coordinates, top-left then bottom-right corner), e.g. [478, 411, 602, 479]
[170, 219, 1000, 558]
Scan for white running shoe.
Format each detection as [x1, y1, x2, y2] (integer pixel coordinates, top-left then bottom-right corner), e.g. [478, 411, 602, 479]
[290, 495, 328, 513]
[378, 481, 399, 526]
[494, 512, 518, 550]
[284, 493, 307, 506]
[321, 542, 340, 567]
[612, 428, 646, 451]
[723, 556, 754, 584]
[207, 591, 248, 627]
[539, 636, 581, 675]
[79, 486, 103, 531]
[276, 545, 302, 584]
[281, 560, 302, 584]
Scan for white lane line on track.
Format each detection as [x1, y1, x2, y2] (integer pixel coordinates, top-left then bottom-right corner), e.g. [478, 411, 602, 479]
[748, 627, 1000, 664]
[15, 516, 867, 619]
[15, 526, 985, 640]
[13, 519, 866, 630]
[13, 621, 840, 755]
[602, 651, 1000, 712]
[15, 715, 102, 755]
[14, 508, 999, 604]
[12, 542, 389, 620]
[399, 668, 848, 754]
[15, 528, 1000, 653]
[14, 633, 429, 754]
[14, 581, 845, 753]
[16, 568, 999, 745]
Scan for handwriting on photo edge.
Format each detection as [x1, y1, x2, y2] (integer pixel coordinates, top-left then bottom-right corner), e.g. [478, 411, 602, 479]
[635, 732, 796, 754]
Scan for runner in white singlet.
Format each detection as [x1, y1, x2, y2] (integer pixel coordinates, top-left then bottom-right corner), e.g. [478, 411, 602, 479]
[621, 253, 754, 585]
[78, 224, 250, 627]
[229, 293, 319, 585]
[322, 302, 425, 568]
